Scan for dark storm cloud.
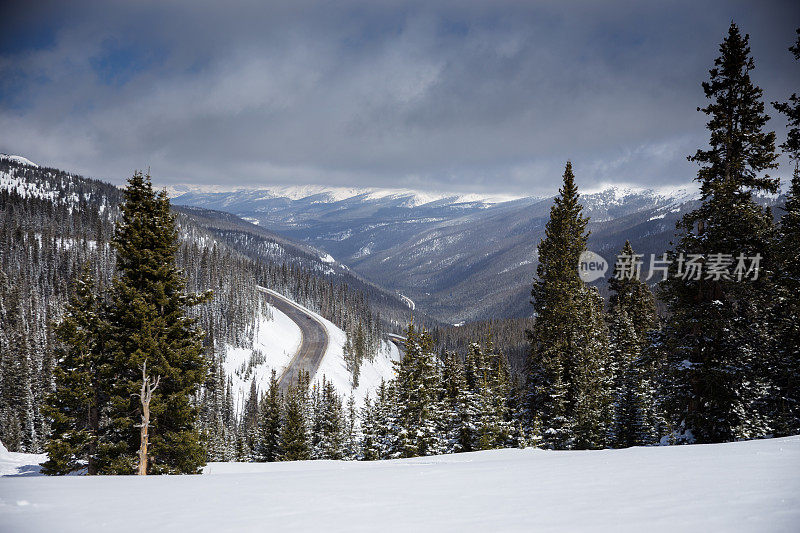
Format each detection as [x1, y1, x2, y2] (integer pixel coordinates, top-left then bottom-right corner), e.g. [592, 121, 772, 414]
[0, 0, 798, 195]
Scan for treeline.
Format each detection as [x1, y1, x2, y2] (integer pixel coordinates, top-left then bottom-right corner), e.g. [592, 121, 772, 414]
[431, 317, 535, 376]
[214, 324, 528, 462]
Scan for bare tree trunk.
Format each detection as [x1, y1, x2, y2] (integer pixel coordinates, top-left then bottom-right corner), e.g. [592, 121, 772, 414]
[137, 360, 160, 476]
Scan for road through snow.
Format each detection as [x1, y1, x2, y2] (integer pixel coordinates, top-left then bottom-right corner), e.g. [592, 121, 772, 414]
[257, 287, 329, 391]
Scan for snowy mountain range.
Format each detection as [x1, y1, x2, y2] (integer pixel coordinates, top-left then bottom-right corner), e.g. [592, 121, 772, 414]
[166, 182, 523, 209]
[172, 180, 711, 322]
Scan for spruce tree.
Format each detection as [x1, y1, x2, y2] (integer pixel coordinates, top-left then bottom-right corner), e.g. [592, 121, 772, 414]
[439, 351, 466, 453]
[527, 162, 612, 449]
[771, 28, 800, 435]
[394, 323, 442, 457]
[43, 266, 107, 475]
[101, 172, 210, 473]
[359, 394, 380, 460]
[660, 23, 779, 443]
[455, 344, 482, 452]
[241, 379, 260, 460]
[372, 380, 401, 459]
[257, 370, 282, 461]
[571, 287, 613, 449]
[608, 309, 651, 447]
[280, 373, 310, 461]
[342, 394, 359, 460]
[608, 241, 659, 339]
[607, 242, 660, 447]
[313, 378, 344, 460]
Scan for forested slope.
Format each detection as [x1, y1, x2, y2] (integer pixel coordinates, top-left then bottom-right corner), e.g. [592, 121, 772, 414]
[0, 156, 408, 454]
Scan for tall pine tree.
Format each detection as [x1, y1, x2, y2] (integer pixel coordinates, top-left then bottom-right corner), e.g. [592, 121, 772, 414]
[101, 172, 210, 473]
[660, 23, 779, 443]
[527, 162, 612, 449]
[771, 27, 800, 435]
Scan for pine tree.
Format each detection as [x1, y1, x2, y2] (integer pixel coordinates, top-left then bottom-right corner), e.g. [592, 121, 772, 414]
[280, 373, 310, 461]
[43, 266, 106, 475]
[771, 28, 800, 435]
[660, 23, 779, 443]
[571, 287, 613, 449]
[608, 241, 659, 339]
[394, 323, 442, 457]
[439, 351, 466, 453]
[257, 370, 282, 461]
[359, 394, 380, 461]
[608, 309, 651, 447]
[527, 162, 612, 449]
[342, 394, 359, 460]
[373, 380, 401, 459]
[101, 172, 211, 473]
[313, 378, 344, 460]
[0, 273, 32, 452]
[242, 378, 259, 460]
[455, 344, 482, 452]
[607, 242, 661, 447]
[482, 339, 514, 449]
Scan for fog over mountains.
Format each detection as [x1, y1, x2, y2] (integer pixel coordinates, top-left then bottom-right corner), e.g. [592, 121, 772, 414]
[172, 182, 721, 323]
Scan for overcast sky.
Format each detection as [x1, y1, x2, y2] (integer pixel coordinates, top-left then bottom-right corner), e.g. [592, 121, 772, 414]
[1, 1, 798, 195]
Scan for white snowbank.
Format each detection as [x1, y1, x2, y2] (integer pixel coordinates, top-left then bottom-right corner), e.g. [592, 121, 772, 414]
[2, 436, 799, 532]
[0, 440, 46, 477]
[314, 335, 400, 405]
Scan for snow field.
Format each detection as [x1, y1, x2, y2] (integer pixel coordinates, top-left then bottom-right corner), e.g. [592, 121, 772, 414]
[1, 436, 798, 532]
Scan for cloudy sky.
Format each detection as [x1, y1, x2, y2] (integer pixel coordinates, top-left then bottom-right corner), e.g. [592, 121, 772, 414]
[1, 1, 798, 195]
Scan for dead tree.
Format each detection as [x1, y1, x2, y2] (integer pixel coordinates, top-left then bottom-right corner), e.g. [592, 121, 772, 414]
[137, 359, 160, 475]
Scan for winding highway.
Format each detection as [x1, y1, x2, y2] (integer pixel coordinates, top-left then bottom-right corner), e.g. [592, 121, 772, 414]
[256, 286, 329, 391]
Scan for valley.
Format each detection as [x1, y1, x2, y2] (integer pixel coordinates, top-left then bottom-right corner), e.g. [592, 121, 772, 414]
[171, 184, 707, 323]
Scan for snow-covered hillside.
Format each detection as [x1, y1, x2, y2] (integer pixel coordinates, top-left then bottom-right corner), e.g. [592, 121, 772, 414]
[0, 154, 38, 168]
[221, 301, 302, 414]
[2, 436, 798, 532]
[223, 291, 400, 414]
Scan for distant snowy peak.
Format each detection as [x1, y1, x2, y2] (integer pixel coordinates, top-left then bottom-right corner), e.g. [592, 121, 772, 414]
[168, 182, 523, 207]
[582, 183, 700, 204]
[0, 154, 38, 168]
[168, 180, 708, 211]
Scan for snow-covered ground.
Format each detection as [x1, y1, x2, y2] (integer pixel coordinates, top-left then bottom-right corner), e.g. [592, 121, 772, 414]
[0, 441, 45, 477]
[1, 436, 798, 532]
